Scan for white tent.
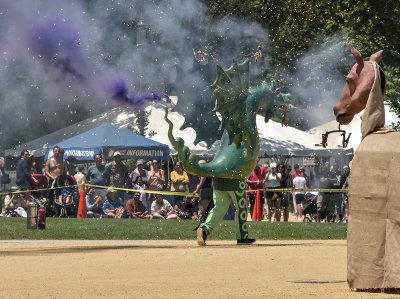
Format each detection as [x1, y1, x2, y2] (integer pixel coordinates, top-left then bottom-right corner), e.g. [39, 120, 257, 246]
[10, 96, 393, 158]
[308, 104, 399, 151]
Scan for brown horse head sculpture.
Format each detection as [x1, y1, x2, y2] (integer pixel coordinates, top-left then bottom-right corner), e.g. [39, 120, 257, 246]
[333, 44, 385, 125]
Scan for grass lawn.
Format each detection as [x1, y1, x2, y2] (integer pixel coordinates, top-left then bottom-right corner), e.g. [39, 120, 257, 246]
[0, 218, 347, 240]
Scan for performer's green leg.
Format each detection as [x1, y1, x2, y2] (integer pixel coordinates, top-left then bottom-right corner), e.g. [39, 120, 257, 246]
[200, 179, 249, 240]
[231, 180, 249, 240]
[200, 189, 231, 234]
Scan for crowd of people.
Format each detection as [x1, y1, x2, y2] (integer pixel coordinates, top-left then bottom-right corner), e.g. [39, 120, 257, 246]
[246, 160, 351, 223]
[0, 146, 200, 220]
[1, 146, 351, 223]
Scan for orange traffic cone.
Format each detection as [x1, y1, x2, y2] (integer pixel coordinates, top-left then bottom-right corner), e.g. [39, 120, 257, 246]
[77, 184, 87, 218]
[252, 190, 261, 221]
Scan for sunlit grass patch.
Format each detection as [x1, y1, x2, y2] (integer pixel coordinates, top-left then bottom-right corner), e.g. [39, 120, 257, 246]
[0, 218, 347, 240]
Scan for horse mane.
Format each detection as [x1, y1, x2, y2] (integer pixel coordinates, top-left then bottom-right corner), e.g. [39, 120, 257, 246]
[361, 62, 392, 140]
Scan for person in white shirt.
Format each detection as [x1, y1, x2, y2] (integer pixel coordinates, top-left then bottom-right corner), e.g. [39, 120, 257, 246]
[74, 165, 88, 186]
[293, 169, 307, 221]
[264, 162, 282, 222]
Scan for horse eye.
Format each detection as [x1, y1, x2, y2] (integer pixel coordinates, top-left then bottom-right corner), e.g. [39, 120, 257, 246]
[346, 79, 350, 84]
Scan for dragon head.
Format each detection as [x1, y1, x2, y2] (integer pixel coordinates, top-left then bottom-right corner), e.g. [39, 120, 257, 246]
[253, 80, 292, 127]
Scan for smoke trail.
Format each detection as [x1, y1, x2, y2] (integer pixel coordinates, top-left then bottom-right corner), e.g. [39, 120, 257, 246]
[108, 77, 169, 107]
[0, 0, 271, 150]
[285, 33, 352, 129]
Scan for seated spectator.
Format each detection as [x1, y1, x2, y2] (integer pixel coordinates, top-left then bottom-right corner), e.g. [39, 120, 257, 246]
[189, 198, 200, 220]
[126, 192, 151, 219]
[86, 188, 104, 218]
[151, 194, 178, 219]
[102, 188, 124, 218]
[176, 197, 199, 220]
[133, 176, 149, 211]
[71, 190, 80, 216]
[2, 187, 30, 217]
[59, 180, 73, 204]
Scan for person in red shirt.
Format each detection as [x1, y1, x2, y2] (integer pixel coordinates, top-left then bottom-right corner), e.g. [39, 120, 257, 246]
[246, 163, 266, 219]
[291, 164, 305, 180]
[29, 171, 50, 213]
[125, 192, 151, 219]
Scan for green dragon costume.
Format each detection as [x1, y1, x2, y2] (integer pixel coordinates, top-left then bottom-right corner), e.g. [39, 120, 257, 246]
[164, 59, 290, 245]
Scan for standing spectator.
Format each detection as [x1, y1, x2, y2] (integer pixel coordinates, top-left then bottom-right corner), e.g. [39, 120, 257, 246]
[148, 159, 166, 185]
[279, 163, 291, 222]
[0, 157, 3, 192]
[45, 146, 69, 191]
[0, 157, 10, 191]
[293, 169, 307, 221]
[147, 159, 166, 204]
[339, 164, 350, 223]
[16, 150, 38, 190]
[74, 165, 88, 186]
[317, 162, 337, 222]
[263, 161, 270, 173]
[66, 155, 77, 176]
[245, 162, 266, 219]
[170, 161, 189, 206]
[106, 152, 129, 200]
[86, 153, 110, 200]
[264, 162, 282, 222]
[125, 191, 151, 219]
[192, 160, 213, 215]
[129, 159, 148, 187]
[151, 194, 178, 219]
[291, 164, 304, 180]
[85, 187, 104, 218]
[290, 164, 304, 217]
[101, 188, 124, 218]
[30, 171, 49, 210]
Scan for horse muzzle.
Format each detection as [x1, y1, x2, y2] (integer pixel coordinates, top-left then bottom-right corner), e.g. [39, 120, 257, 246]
[335, 113, 354, 125]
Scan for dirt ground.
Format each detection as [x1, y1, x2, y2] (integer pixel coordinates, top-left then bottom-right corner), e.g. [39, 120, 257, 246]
[0, 240, 399, 298]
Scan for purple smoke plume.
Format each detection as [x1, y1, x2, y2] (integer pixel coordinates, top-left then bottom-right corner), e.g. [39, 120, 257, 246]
[26, 19, 87, 83]
[109, 78, 169, 107]
[24, 17, 167, 107]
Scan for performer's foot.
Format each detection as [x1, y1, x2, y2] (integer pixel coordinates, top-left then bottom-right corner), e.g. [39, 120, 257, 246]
[237, 238, 256, 245]
[197, 227, 207, 246]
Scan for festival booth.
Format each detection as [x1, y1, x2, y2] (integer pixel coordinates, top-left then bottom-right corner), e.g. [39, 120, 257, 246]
[44, 123, 169, 161]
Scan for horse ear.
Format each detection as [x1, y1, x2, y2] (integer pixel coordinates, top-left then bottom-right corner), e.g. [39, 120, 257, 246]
[349, 44, 364, 66]
[369, 50, 383, 63]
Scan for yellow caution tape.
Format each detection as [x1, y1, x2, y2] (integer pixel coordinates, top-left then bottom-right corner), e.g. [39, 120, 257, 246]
[248, 188, 348, 193]
[0, 184, 348, 197]
[82, 184, 199, 197]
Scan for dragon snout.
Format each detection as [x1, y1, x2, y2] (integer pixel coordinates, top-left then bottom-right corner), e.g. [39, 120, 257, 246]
[264, 109, 273, 123]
